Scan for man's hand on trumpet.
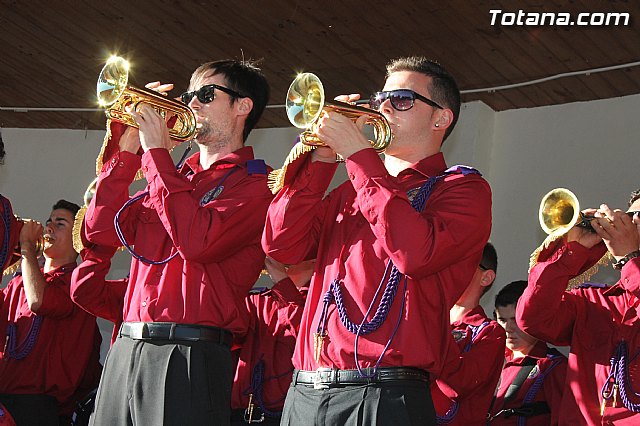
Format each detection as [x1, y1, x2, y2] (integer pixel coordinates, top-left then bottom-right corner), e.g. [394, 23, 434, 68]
[568, 205, 640, 261]
[592, 204, 640, 261]
[312, 94, 372, 163]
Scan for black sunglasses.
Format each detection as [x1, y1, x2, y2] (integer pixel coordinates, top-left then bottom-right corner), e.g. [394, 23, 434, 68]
[369, 89, 444, 111]
[180, 84, 242, 105]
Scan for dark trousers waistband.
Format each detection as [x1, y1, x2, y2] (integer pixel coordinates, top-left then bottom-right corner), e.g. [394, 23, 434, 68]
[293, 367, 430, 389]
[119, 322, 233, 347]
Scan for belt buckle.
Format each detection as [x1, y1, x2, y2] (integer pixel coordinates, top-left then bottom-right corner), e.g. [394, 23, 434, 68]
[313, 367, 332, 390]
[128, 323, 148, 339]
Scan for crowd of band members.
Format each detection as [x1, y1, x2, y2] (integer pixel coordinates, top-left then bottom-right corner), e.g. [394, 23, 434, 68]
[0, 55, 638, 426]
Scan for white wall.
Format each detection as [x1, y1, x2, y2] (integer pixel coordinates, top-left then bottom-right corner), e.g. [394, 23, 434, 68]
[2, 93, 639, 354]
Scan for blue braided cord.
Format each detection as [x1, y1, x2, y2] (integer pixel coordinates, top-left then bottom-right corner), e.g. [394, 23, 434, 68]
[243, 358, 292, 418]
[354, 276, 408, 378]
[316, 174, 440, 377]
[516, 355, 564, 426]
[5, 316, 44, 360]
[0, 196, 12, 271]
[463, 321, 491, 352]
[436, 401, 459, 424]
[326, 259, 399, 335]
[114, 192, 180, 265]
[605, 341, 640, 413]
[114, 165, 239, 265]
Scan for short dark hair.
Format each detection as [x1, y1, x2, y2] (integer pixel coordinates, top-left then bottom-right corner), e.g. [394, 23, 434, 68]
[495, 280, 528, 309]
[480, 242, 498, 296]
[190, 59, 270, 141]
[629, 189, 640, 207]
[0, 131, 5, 164]
[386, 56, 461, 140]
[52, 199, 80, 218]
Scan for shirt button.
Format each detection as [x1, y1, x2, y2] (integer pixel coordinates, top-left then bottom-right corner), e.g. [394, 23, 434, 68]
[118, 162, 125, 168]
[349, 174, 355, 180]
[141, 301, 147, 307]
[156, 272, 163, 278]
[568, 251, 573, 255]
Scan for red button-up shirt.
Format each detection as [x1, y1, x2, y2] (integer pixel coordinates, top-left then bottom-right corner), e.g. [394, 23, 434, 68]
[432, 306, 506, 426]
[518, 240, 640, 425]
[231, 278, 308, 413]
[0, 263, 101, 410]
[71, 245, 127, 344]
[262, 149, 492, 373]
[85, 147, 273, 333]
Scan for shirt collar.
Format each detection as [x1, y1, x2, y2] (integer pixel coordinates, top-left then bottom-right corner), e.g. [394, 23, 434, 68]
[181, 146, 255, 175]
[44, 261, 77, 278]
[396, 152, 447, 180]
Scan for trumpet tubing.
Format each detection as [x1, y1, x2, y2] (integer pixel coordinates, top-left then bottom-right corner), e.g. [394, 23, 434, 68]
[286, 72, 392, 152]
[97, 56, 196, 141]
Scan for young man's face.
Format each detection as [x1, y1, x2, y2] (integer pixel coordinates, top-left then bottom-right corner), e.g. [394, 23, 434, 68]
[43, 208, 77, 260]
[495, 303, 538, 355]
[186, 71, 239, 147]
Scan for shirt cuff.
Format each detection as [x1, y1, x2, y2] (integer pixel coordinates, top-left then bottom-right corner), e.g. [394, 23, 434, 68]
[102, 151, 141, 180]
[141, 148, 177, 179]
[345, 148, 387, 191]
[269, 277, 305, 306]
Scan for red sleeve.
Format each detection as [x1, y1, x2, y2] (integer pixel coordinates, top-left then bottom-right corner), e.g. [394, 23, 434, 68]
[141, 149, 273, 262]
[85, 150, 142, 247]
[437, 322, 506, 399]
[33, 275, 74, 319]
[517, 240, 605, 346]
[268, 278, 307, 339]
[344, 149, 491, 277]
[262, 153, 338, 264]
[70, 245, 126, 324]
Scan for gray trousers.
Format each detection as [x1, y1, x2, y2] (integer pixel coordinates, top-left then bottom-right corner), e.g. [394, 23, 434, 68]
[90, 336, 232, 426]
[280, 380, 436, 426]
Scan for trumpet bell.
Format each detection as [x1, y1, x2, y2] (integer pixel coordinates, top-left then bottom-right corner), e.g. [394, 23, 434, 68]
[539, 188, 580, 236]
[96, 56, 196, 142]
[285, 72, 392, 152]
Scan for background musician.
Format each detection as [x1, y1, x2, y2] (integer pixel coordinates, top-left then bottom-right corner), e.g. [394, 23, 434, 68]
[0, 200, 101, 425]
[230, 257, 313, 425]
[517, 189, 640, 424]
[489, 281, 567, 425]
[432, 242, 506, 425]
[262, 56, 492, 425]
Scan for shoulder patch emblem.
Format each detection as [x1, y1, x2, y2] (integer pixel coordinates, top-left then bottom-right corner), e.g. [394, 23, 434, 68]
[200, 186, 224, 206]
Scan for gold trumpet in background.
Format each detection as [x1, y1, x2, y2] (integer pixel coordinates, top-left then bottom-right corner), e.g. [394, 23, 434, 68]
[286, 72, 392, 151]
[3, 219, 48, 276]
[534, 187, 611, 288]
[539, 187, 584, 236]
[97, 56, 196, 141]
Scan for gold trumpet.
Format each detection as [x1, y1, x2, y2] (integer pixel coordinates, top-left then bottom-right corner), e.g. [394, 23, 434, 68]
[534, 187, 612, 288]
[97, 56, 196, 141]
[539, 187, 583, 236]
[286, 72, 392, 151]
[3, 219, 48, 276]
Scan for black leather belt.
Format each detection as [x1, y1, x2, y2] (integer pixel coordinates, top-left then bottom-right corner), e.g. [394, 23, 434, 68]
[119, 322, 233, 347]
[293, 367, 430, 389]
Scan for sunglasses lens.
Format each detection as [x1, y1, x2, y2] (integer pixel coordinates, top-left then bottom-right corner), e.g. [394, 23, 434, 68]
[369, 92, 385, 110]
[181, 92, 194, 105]
[390, 91, 415, 111]
[197, 86, 216, 103]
